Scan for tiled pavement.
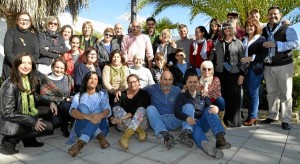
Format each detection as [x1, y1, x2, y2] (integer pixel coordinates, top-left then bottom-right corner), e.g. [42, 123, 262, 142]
[0, 121, 300, 164]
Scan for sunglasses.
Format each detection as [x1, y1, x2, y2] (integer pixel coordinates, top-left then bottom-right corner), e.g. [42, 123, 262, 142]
[49, 22, 58, 26]
[202, 68, 212, 71]
[105, 33, 113, 37]
[222, 26, 232, 30]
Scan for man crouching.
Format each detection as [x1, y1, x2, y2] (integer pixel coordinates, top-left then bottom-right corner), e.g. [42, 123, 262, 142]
[174, 73, 231, 159]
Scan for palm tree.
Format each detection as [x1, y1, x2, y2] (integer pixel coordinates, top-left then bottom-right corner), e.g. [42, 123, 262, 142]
[138, 0, 300, 26]
[0, 0, 89, 29]
[142, 17, 179, 32]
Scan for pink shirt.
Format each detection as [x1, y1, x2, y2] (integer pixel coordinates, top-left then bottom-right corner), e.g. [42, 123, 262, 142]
[121, 33, 153, 66]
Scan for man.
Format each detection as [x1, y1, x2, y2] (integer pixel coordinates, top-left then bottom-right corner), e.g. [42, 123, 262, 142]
[113, 23, 124, 48]
[174, 73, 231, 159]
[142, 17, 161, 53]
[110, 74, 150, 149]
[121, 21, 153, 68]
[227, 12, 245, 40]
[176, 24, 193, 64]
[261, 6, 299, 130]
[145, 71, 193, 149]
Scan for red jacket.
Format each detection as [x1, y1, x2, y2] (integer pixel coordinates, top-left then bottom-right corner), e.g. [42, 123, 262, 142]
[189, 40, 214, 68]
[62, 48, 84, 75]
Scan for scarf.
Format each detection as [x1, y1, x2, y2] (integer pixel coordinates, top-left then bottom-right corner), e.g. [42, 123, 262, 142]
[80, 35, 94, 50]
[242, 35, 261, 57]
[110, 65, 126, 89]
[266, 22, 282, 58]
[193, 39, 207, 60]
[199, 76, 213, 91]
[21, 76, 38, 116]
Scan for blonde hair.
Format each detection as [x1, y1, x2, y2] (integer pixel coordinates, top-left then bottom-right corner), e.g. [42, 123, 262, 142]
[44, 16, 60, 31]
[159, 29, 171, 41]
[200, 61, 214, 75]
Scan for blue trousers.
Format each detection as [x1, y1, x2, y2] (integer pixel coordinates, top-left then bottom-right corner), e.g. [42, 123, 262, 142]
[247, 68, 263, 119]
[74, 104, 109, 143]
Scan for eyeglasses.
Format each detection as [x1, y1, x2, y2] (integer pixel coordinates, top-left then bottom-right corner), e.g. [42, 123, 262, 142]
[49, 22, 58, 26]
[18, 19, 31, 23]
[202, 67, 212, 71]
[105, 33, 113, 37]
[222, 26, 232, 30]
[128, 80, 138, 85]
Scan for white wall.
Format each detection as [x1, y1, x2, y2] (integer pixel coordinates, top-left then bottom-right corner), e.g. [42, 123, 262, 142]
[0, 17, 7, 77]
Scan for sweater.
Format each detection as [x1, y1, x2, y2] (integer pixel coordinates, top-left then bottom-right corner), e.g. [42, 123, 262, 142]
[129, 66, 155, 88]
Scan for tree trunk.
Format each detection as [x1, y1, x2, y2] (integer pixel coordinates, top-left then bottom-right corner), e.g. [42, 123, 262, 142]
[0, 5, 17, 29]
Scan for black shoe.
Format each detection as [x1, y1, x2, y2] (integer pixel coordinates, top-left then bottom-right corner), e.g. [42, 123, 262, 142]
[0, 138, 19, 155]
[216, 133, 231, 149]
[260, 118, 275, 124]
[177, 130, 194, 148]
[61, 124, 70, 138]
[163, 133, 176, 150]
[22, 138, 44, 147]
[282, 122, 291, 130]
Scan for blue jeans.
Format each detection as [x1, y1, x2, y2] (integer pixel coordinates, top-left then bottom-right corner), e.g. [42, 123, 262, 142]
[74, 104, 109, 143]
[215, 97, 225, 111]
[247, 68, 263, 119]
[192, 107, 225, 149]
[147, 105, 183, 137]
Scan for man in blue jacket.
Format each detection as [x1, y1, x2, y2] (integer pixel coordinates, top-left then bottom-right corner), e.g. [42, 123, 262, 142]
[174, 73, 231, 159]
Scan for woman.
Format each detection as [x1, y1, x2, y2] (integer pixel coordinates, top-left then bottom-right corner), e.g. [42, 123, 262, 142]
[39, 57, 74, 137]
[60, 25, 73, 50]
[190, 26, 214, 71]
[94, 27, 120, 69]
[74, 47, 101, 92]
[241, 19, 268, 126]
[102, 49, 129, 104]
[68, 72, 111, 157]
[169, 48, 197, 89]
[79, 21, 98, 50]
[3, 12, 39, 81]
[62, 35, 84, 76]
[156, 29, 176, 65]
[37, 16, 68, 75]
[129, 54, 154, 88]
[208, 18, 221, 43]
[214, 22, 245, 127]
[150, 52, 169, 83]
[198, 61, 226, 127]
[111, 74, 150, 149]
[0, 53, 57, 155]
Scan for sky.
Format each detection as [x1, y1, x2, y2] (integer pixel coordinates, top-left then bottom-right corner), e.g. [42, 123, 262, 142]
[75, 0, 300, 39]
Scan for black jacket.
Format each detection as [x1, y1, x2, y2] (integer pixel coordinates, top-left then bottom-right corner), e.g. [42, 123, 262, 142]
[0, 78, 51, 135]
[174, 90, 212, 121]
[169, 63, 198, 89]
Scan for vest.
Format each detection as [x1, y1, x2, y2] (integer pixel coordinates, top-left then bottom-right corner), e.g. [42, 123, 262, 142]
[263, 24, 292, 66]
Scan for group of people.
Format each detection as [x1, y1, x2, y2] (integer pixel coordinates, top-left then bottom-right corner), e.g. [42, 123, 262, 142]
[0, 6, 299, 159]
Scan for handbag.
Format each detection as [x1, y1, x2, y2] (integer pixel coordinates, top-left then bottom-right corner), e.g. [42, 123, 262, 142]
[252, 62, 264, 75]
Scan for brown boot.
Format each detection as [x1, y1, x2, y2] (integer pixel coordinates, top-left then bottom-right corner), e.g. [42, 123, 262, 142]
[96, 133, 110, 149]
[119, 128, 134, 149]
[136, 126, 147, 141]
[68, 140, 86, 157]
[218, 111, 227, 129]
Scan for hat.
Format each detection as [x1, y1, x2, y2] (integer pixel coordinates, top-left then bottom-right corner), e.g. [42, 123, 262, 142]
[227, 12, 239, 18]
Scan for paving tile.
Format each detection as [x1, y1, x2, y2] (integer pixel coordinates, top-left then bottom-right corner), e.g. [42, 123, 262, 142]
[193, 145, 238, 161]
[123, 156, 162, 164]
[256, 124, 289, 135]
[177, 152, 228, 164]
[81, 148, 133, 164]
[287, 130, 300, 145]
[0, 153, 19, 164]
[242, 138, 285, 155]
[280, 156, 300, 164]
[251, 132, 287, 143]
[225, 126, 257, 138]
[231, 148, 280, 164]
[119, 139, 158, 154]
[282, 144, 300, 160]
[140, 144, 188, 163]
[16, 149, 73, 164]
[43, 135, 69, 148]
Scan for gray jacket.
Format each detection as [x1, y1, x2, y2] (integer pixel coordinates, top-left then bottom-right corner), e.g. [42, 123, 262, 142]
[94, 40, 120, 63]
[214, 38, 245, 74]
